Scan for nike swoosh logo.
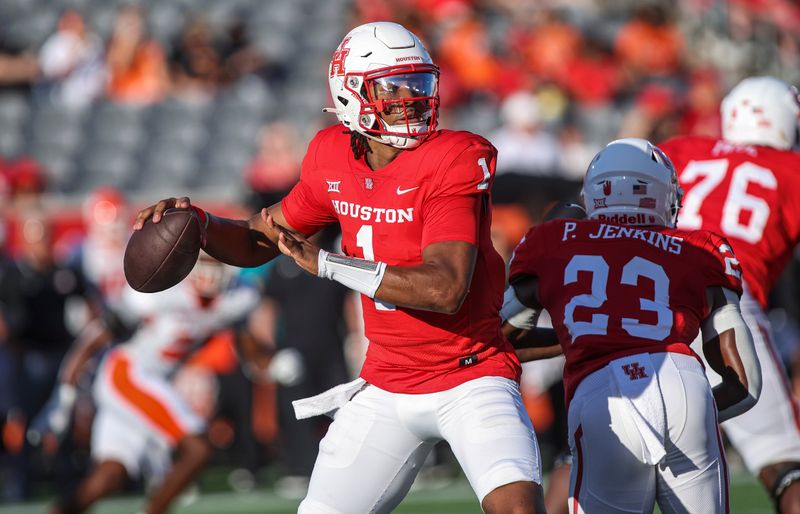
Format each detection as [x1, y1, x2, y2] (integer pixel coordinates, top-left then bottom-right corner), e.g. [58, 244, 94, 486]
[396, 186, 420, 195]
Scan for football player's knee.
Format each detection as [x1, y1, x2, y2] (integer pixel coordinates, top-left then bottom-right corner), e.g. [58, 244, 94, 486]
[85, 469, 125, 497]
[178, 434, 212, 463]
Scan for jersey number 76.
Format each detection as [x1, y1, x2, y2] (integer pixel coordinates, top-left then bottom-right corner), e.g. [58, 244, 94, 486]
[679, 159, 777, 244]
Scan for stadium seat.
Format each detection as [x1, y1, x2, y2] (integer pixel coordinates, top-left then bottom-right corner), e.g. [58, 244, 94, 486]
[78, 146, 137, 192]
[37, 152, 78, 193]
[0, 93, 30, 128]
[138, 144, 198, 193]
[0, 127, 24, 158]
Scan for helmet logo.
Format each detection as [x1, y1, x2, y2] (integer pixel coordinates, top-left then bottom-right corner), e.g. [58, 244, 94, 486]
[330, 37, 351, 78]
[632, 182, 647, 195]
[602, 180, 611, 195]
[594, 198, 607, 208]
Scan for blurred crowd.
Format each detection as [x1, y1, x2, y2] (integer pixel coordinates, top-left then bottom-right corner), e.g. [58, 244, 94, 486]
[1, 0, 800, 506]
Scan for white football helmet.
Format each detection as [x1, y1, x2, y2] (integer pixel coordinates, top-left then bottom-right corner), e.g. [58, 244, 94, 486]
[325, 22, 440, 149]
[721, 76, 800, 150]
[188, 251, 234, 300]
[581, 138, 683, 227]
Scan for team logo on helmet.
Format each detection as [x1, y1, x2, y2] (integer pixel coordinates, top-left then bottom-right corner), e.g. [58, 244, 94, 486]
[330, 37, 351, 78]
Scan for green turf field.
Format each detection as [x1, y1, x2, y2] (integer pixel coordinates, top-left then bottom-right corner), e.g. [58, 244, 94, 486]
[0, 472, 773, 514]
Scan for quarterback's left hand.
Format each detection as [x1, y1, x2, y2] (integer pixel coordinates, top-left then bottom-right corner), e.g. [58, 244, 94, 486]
[263, 211, 320, 275]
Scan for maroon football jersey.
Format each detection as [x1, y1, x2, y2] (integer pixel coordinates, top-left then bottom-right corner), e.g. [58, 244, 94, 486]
[509, 219, 743, 403]
[660, 136, 800, 308]
[281, 126, 520, 393]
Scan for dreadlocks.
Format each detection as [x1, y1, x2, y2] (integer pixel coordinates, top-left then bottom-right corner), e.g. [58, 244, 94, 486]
[346, 130, 372, 161]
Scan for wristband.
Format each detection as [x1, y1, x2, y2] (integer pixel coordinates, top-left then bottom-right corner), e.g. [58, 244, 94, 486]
[191, 205, 210, 230]
[317, 249, 387, 298]
[191, 205, 210, 247]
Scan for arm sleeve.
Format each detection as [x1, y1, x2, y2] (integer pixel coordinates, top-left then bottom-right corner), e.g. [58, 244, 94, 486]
[280, 139, 338, 235]
[421, 143, 495, 247]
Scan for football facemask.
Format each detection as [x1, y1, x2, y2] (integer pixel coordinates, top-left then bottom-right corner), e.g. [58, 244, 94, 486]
[326, 22, 440, 150]
[359, 69, 439, 142]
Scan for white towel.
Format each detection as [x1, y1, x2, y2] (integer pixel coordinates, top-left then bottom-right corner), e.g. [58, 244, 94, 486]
[292, 377, 367, 420]
[609, 353, 667, 465]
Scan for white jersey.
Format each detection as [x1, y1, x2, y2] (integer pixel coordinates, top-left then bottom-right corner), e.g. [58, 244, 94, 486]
[115, 280, 259, 376]
[91, 278, 258, 476]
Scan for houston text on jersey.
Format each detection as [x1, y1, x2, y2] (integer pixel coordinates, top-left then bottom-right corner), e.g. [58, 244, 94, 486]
[331, 200, 414, 223]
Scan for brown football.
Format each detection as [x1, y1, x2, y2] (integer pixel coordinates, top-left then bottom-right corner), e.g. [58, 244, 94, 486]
[123, 208, 202, 293]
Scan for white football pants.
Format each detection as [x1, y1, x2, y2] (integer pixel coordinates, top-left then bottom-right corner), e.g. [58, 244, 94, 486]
[298, 376, 542, 514]
[568, 352, 728, 514]
[92, 349, 204, 478]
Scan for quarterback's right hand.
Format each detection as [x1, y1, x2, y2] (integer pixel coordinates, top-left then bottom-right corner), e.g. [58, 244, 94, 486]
[133, 196, 192, 230]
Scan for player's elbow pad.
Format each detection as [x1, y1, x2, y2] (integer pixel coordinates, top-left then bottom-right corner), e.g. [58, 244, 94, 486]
[702, 297, 762, 421]
[500, 286, 540, 330]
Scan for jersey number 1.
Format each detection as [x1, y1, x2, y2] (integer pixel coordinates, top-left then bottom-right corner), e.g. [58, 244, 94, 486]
[356, 225, 395, 311]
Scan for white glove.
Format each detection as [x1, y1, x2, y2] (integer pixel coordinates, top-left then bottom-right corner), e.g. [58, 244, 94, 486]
[27, 383, 77, 445]
[268, 348, 305, 387]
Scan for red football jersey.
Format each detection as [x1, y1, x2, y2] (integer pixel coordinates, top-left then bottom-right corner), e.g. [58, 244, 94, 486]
[281, 126, 520, 393]
[509, 219, 743, 403]
[660, 136, 800, 308]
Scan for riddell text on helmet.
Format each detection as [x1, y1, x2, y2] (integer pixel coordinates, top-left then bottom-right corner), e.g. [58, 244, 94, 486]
[596, 212, 657, 225]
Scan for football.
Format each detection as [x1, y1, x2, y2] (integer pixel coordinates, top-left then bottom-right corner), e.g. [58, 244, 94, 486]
[123, 208, 202, 293]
